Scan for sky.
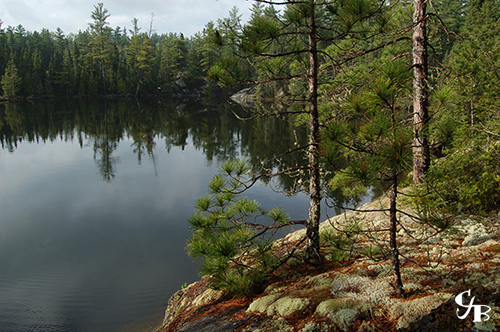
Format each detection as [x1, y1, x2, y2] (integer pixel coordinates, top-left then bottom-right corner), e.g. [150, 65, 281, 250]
[0, 0, 255, 37]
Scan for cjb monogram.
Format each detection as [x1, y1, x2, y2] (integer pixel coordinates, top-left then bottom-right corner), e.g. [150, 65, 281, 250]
[455, 289, 492, 322]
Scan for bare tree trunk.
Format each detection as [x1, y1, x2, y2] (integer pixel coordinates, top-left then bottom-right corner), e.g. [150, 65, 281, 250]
[304, 1, 322, 264]
[389, 174, 405, 297]
[412, 0, 430, 184]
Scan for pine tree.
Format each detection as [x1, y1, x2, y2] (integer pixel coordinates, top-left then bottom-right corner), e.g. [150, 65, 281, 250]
[412, 0, 430, 184]
[187, 159, 303, 296]
[88, 3, 114, 94]
[209, 0, 392, 263]
[326, 60, 413, 296]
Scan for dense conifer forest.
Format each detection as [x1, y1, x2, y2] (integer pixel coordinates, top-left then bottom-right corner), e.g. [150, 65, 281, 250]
[0, 3, 222, 98]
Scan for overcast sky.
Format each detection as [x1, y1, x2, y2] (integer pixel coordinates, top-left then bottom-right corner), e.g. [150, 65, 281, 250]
[0, 0, 255, 37]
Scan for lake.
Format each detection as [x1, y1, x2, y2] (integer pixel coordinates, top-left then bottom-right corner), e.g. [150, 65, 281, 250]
[0, 98, 327, 332]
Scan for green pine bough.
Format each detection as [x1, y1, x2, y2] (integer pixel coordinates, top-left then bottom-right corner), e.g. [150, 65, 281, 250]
[186, 159, 304, 297]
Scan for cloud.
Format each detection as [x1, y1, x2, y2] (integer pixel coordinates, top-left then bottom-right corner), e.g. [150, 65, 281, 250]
[0, 0, 253, 36]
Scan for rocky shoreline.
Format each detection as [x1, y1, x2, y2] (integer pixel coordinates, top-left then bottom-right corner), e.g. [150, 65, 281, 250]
[156, 196, 500, 332]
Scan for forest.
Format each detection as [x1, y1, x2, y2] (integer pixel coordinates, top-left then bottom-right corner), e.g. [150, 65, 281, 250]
[2, 0, 500, 298]
[0, 3, 218, 98]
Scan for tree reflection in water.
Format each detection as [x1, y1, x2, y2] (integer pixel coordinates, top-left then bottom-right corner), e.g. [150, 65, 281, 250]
[0, 98, 309, 191]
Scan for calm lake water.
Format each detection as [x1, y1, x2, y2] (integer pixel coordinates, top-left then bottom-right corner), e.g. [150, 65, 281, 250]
[0, 98, 325, 332]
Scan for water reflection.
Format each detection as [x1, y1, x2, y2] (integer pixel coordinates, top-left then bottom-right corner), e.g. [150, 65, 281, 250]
[0, 98, 314, 332]
[0, 99, 308, 187]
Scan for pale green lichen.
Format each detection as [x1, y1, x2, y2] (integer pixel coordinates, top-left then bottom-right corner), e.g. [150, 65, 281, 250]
[331, 275, 394, 308]
[390, 293, 454, 330]
[266, 297, 310, 317]
[306, 272, 337, 292]
[330, 308, 359, 332]
[315, 298, 367, 316]
[264, 284, 287, 295]
[315, 298, 348, 317]
[246, 294, 281, 313]
[191, 288, 224, 307]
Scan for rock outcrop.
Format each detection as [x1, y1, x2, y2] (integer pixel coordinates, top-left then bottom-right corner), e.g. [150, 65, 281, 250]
[157, 197, 500, 332]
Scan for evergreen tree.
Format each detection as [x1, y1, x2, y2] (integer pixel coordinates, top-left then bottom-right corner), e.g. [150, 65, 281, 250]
[326, 59, 413, 296]
[430, 0, 468, 62]
[209, 0, 392, 263]
[1, 56, 21, 98]
[412, 0, 500, 214]
[0, 20, 6, 70]
[187, 159, 303, 296]
[127, 20, 154, 96]
[185, 22, 224, 87]
[31, 48, 45, 95]
[59, 49, 75, 95]
[447, 0, 500, 120]
[159, 34, 188, 82]
[88, 3, 114, 94]
[412, 0, 430, 184]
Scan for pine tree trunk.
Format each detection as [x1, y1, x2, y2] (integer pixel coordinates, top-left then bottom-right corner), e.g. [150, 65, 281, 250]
[389, 174, 404, 297]
[304, 1, 322, 264]
[412, 0, 430, 184]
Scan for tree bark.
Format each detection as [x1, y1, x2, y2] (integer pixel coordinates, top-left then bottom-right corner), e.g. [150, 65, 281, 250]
[304, 0, 322, 264]
[389, 174, 405, 297]
[412, 0, 430, 184]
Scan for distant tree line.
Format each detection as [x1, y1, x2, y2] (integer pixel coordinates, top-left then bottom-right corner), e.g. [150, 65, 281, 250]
[0, 3, 238, 99]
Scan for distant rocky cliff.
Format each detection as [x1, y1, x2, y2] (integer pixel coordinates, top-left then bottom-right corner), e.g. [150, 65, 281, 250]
[156, 197, 500, 332]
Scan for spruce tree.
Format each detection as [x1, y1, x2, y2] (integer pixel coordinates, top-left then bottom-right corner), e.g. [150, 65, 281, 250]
[159, 34, 188, 82]
[127, 21, 154, 97]
[1, 56, 21, 98]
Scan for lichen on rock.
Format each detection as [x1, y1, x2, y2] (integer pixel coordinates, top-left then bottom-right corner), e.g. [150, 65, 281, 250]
[330, 308, 359, 332]
[157, 196, 500, 332]
[315, 297, 367, 319]
[191, 288, 224, 307]
[265, 297, 310, 317]
[390, 293, 454, 330]
[246, 294, 281, 313]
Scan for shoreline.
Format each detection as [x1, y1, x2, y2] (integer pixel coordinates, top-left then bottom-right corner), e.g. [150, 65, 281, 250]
[156, 196, 500, 331]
